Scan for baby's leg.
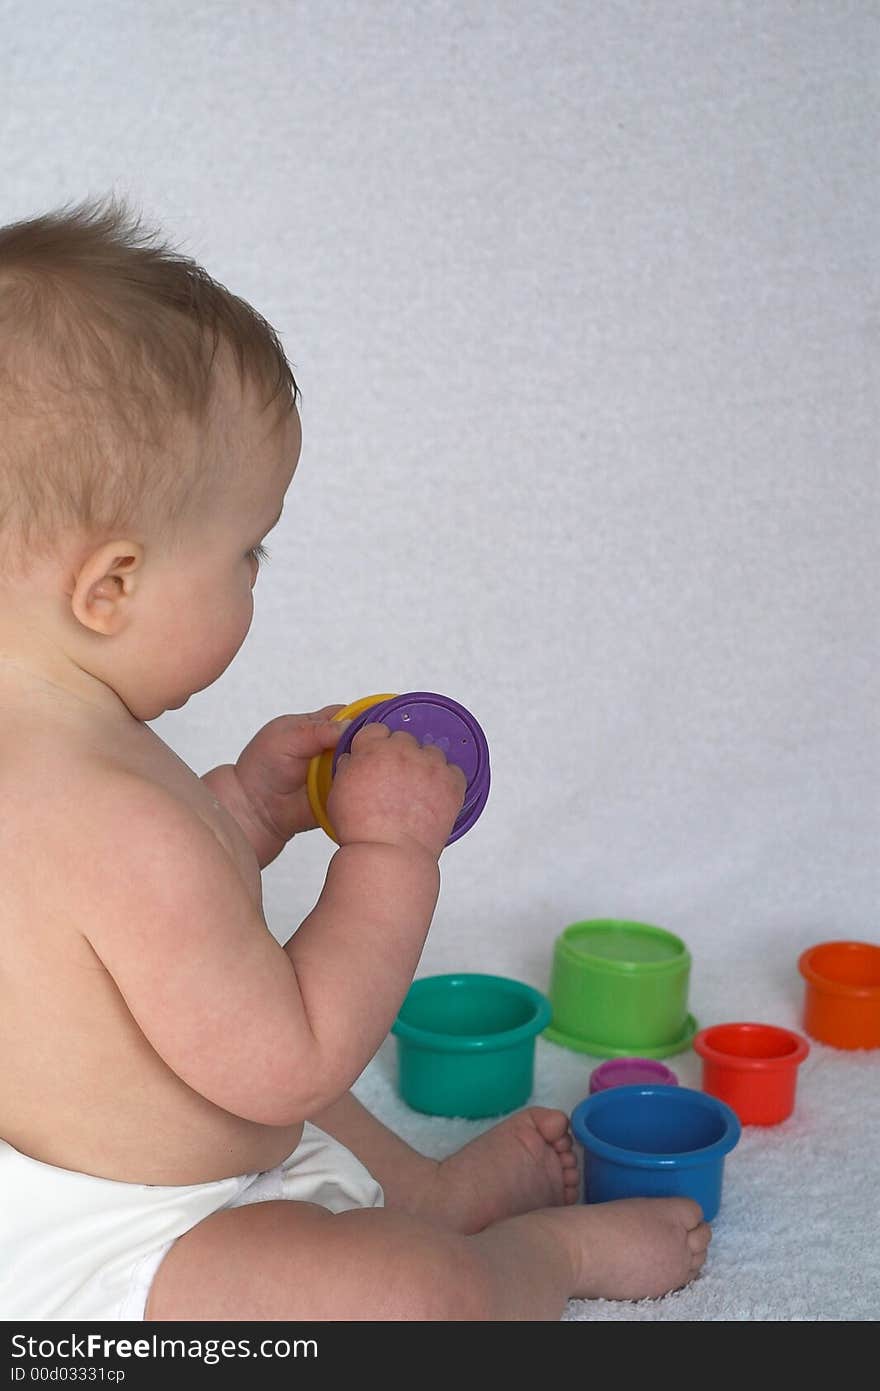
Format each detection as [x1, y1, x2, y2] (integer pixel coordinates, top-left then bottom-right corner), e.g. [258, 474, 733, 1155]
[145, 1194, 710, 1320]
[310, 1091, 579, 1232]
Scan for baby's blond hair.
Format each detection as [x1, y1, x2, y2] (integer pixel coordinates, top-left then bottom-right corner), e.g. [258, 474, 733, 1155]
[0, 195, 299, 582]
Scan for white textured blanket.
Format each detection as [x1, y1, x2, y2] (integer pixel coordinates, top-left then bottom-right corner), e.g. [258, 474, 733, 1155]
[353, 957, 880, 1322]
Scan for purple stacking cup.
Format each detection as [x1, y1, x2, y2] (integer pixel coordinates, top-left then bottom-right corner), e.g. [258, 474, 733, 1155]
[332, 692, 490, 845]
[589, 1058, 679, 1094]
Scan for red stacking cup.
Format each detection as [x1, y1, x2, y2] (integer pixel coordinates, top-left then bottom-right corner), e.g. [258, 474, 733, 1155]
[693, 1022, 809, 1126]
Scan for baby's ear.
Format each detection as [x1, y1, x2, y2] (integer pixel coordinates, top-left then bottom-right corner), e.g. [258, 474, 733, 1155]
[70, 541, 143, 636]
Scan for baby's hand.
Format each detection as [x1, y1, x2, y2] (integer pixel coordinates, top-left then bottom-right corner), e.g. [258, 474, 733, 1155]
[328, 722, 467, 858]
[231, 706, 350, 847]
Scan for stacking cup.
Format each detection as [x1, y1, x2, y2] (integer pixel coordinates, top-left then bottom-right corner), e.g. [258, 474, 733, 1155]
[693, 1022, 809, 1125]
[589, 1058, 679, 1093]
[391, 974, 551, 1118]
[307, 692, 490, 846]
[798, 941, 880, 1049]
[571, 1084, 741, 1221]
[545, 920, 696, 1058]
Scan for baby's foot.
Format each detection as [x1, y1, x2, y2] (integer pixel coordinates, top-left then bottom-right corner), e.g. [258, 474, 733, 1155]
[537, 1196, 712, 1302]
[417, 1107, 579, 1234]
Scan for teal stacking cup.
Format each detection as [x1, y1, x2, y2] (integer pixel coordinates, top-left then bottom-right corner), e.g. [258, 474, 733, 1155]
[392, 974, 552, 1118]
[545, 920, 696, 1058]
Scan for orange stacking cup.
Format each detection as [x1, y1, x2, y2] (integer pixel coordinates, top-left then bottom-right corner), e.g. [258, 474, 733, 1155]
[797, 941, 880, 1049]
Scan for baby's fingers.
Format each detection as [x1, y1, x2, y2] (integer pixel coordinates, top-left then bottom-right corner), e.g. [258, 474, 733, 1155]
[349, 722, 393, 751]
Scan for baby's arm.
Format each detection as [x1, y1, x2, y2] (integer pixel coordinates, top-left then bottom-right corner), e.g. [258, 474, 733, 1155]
[70, 728, 463, 1126]
[199, 708, 349, 870]
[283, 721, 466, 1093]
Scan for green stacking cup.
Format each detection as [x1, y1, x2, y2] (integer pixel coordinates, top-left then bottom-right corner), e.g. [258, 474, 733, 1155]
[545, 920, 696, 1058]
[392, 974, 552, 1118]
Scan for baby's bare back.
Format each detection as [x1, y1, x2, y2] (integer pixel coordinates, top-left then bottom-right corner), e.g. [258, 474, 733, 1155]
[0, 706, 302, 1185]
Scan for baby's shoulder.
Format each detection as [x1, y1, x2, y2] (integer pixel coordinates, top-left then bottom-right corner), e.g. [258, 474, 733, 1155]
[0, 739, 185, 970]
[0, 725, 207, 867]
[1, 720, 259, 909]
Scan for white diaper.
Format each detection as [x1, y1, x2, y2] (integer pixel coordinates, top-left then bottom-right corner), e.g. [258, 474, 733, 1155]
[0, 1123, 384, 1320]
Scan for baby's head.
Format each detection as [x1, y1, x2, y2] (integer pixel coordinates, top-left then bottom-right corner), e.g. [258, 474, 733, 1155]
[0, 196, 302, 721]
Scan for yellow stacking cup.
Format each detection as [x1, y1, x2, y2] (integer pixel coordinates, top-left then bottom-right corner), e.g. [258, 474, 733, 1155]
[306, 694, 397, 842]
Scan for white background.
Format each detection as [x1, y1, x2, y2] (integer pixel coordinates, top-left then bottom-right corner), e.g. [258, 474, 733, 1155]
[3, 0, 877, 1319]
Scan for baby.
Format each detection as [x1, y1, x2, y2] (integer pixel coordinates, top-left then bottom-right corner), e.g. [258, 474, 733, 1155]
[0, 198, 710, 1321]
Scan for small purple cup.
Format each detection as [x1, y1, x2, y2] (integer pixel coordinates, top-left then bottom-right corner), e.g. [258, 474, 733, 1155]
[588, 1058, 679, 1094]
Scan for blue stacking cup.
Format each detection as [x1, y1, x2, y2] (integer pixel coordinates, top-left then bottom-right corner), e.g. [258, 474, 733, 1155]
[571, 1084, 741, 1221]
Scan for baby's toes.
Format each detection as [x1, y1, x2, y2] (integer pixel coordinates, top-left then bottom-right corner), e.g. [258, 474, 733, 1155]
[562, 1167, 580, 1203]
[688, 1221, 712, 1254]
[529, 1107, 571, 1146]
